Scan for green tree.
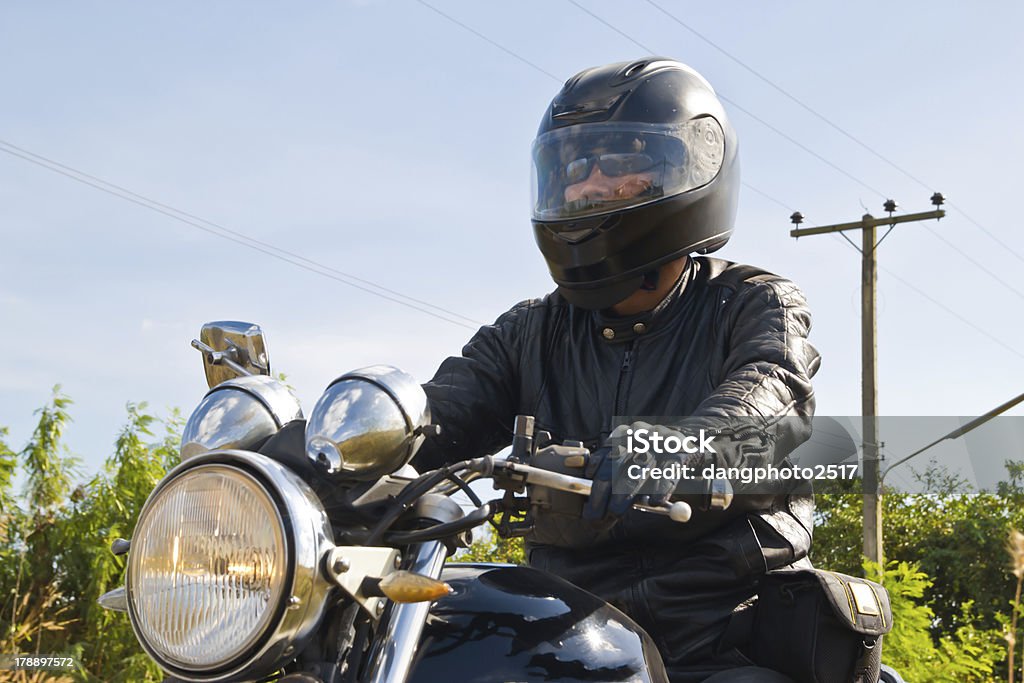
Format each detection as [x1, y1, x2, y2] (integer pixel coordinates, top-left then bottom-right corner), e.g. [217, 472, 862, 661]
[455, 526, 526, 565]
[6, 388, 1023, 680]
[0, 426, 18, 576]
[55, 402, 181, 681]
[812, 461, 1024, 680]
[22, 387, 78, 512]
[2, 388, 81, 681]
[0, 392, 180, 682]
[813, 462, 1024, 638]
[867, 560, 1002, 682]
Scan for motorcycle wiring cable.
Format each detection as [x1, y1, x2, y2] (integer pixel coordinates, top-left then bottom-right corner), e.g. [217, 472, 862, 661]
[363, 459, 481, 545]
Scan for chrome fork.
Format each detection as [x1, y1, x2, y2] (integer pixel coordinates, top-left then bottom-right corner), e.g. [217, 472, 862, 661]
[363, 541, 447, 683]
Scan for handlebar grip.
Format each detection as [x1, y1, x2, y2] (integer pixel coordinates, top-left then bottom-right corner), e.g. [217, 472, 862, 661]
[665, 501, 692, 522]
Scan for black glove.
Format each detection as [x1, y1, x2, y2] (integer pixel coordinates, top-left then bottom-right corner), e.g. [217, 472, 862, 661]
[583, 421, 696, 522]
[583, 445, 644, 524]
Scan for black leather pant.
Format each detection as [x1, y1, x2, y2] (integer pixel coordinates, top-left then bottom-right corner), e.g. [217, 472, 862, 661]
[704, 668, 794, 682]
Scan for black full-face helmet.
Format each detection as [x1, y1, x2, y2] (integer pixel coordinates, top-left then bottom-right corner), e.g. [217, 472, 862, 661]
[531, 57, 740, 309]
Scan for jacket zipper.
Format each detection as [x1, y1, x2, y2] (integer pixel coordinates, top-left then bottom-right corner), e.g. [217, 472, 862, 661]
[611, 341, 637, 542]
[612, 341, 636, 418]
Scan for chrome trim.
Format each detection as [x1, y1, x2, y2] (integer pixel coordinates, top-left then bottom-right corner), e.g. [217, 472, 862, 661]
[340, 365, 429, 435]
[181, 375, 302, 459]
[98, 586, 127, 612]
[364, 541, 447, 683]
[305, 365, 430, 480]
[126, 450, 333, 683]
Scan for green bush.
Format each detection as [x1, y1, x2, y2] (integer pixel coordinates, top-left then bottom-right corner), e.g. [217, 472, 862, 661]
[868, 560, 1003, 682]
[1, 389, 180, 682]
[2, 391, 1022, 680]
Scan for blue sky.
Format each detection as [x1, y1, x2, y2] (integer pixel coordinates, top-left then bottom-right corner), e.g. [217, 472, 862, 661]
[2, 1, 1023, 486]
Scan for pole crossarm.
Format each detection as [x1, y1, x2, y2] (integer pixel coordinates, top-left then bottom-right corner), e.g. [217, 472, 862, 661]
[790, 209, 945, 237]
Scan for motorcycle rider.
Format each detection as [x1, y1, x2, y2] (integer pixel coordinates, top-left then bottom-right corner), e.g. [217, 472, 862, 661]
[413, 57, 819, 682]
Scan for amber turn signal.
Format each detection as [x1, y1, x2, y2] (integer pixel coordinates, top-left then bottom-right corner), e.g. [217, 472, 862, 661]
[379, 571, 453, 603]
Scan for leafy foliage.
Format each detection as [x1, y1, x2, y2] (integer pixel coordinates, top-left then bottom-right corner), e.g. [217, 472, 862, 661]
[816, 466, 1024, 629]
[455, 523, 526, 565]
[0, 390, 179, 682]
[867, 560, 1003, 682]
[22, 387, 78, 511]
[813, 461, 1024, 681]
[1, 390, 1022, 681]
[0, 427, 17, 539]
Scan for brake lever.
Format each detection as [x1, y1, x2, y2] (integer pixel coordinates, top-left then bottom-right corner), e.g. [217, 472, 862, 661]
[492, 459, 693, 523]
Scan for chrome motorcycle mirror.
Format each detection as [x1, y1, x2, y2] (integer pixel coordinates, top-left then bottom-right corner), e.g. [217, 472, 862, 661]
[191, 320, 270, 388]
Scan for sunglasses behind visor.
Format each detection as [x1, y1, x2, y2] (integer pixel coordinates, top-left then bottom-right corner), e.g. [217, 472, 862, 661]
[565, 153, 658, 184]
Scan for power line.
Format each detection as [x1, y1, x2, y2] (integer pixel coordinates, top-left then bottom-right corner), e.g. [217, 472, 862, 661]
[923, 225, 1024, 301]
[946, 202, 1024, 263]
[752, 182, 1024, 358]
[879, 265, 1024, 360]
[414, 0, 1024, 359]
[642, 0, 926, 187]
[7, 5, 1017, 365]
[411, 1, 826, 225]
[742, 182, 795, 212]
[640, 0, 1024, 265]
[564, 0, 887, 199]
[563, 0, 1024, 307]
[414, 0, 561, 82]
[821, 229, 1024, 361]
[0, 140, 483, 330]
[749, 170, 1024, 359]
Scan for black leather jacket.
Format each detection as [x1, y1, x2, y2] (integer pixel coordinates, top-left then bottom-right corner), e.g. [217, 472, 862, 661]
[414, 256, 820, 677]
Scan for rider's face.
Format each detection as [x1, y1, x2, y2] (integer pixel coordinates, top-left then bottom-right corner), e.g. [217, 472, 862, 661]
[563, 164, 655, 205]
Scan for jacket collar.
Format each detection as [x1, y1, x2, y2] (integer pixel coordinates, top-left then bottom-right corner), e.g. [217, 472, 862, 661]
[592, 258, 695, 343]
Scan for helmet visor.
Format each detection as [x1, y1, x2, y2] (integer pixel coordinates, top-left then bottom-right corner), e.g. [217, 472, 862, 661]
[531, 119, 725, 222]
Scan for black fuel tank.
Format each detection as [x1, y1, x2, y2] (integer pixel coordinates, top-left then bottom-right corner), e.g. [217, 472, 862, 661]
[407, 563, 669, 683]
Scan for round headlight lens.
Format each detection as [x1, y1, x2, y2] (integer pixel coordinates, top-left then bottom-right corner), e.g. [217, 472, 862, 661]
[128, 465, 288, 670]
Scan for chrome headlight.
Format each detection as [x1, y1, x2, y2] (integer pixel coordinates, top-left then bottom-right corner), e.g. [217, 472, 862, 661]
[181, 375, 302, 459]
[126, 451, 333, 682]
[305, 365, 430, 480]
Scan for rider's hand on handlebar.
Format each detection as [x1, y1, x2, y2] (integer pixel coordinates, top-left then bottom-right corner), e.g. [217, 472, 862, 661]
[582, 446, 639, 526]
[582, 423, 694, 526]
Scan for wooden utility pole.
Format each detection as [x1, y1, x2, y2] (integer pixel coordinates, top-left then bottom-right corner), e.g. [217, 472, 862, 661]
[789, 194, 945, 565]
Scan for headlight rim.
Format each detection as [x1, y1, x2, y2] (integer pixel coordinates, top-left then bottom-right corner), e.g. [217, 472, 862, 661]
[126, 460, 297, 676]
[125, 449, 338, 683]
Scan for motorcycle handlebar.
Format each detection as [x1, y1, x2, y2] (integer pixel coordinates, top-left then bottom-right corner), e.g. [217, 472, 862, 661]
[494, 460, 693, 523]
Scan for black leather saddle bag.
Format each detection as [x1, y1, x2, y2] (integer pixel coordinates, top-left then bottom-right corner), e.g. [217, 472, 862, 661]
[750, 568, 893, 683]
